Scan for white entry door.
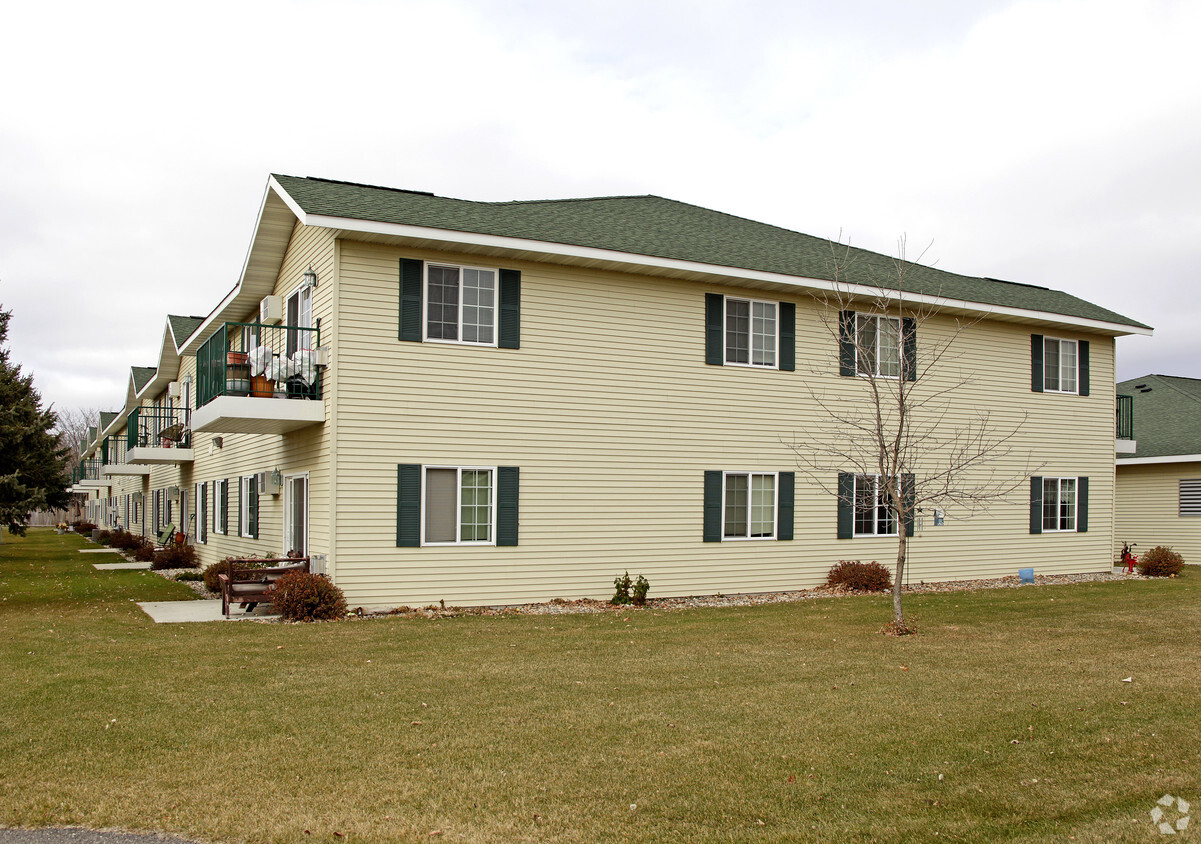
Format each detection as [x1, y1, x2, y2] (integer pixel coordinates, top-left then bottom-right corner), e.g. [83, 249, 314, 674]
[283, 474, 309, 557]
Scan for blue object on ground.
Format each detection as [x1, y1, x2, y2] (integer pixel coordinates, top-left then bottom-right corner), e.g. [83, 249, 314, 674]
[1019, 568, 1034, 583]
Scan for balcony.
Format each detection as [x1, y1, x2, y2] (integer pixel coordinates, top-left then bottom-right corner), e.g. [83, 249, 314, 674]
[126, 406, 195, 465]
[191, 322, 325, 435]
[71, 458, 109, 490]
[1116, 394, 1136, 454]
[101, 434, 150, 476]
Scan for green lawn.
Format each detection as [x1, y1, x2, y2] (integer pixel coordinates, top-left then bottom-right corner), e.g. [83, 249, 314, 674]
[2, 529, 1199, 843]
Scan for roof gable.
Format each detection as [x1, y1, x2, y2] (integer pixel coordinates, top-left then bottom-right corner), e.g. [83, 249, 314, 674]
[1118, 374, 1201, 458]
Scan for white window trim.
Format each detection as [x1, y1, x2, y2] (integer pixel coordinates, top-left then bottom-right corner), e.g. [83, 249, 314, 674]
[422, 263, 500, 347]
[240, 476, 255, 538]
[855, 314, 902, 380]
[1042, 337, 1079, 395]
[213, 479, 227, 535]
[723, 296, 779, 369]
[420, 465, 498, 546]
[1042, 476, 1078, 532]
[195, 483, 206, 544]
[721, 470, 778, 540]
[853, 474, 899, 537]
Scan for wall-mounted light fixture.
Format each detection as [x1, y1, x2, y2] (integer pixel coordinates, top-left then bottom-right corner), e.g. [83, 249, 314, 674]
[303, 266, 318, 289]
[212, 436, 223, 449]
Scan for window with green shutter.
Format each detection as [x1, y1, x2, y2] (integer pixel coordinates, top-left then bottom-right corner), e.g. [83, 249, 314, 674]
[704, 470, 793, 541]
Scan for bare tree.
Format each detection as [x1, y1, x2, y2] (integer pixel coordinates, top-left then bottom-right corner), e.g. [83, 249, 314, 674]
[53, 406, 101, 464]
[786, 238, 1035, 634]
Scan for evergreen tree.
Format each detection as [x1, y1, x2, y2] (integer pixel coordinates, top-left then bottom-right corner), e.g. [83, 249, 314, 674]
[0, 305, 70, 535]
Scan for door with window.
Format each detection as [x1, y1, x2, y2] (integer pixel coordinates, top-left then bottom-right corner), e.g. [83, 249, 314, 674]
[283, 474, 309, 557]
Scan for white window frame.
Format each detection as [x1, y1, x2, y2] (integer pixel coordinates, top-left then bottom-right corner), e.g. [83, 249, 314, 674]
[1042, 337, 1079, 395]
[723, 296, 778, 369]
[855, 314, 902, 379]
[1042, 477, 1078, 532]
[195, 483, 206, 544]
[422, 263, 499, 347]
[421, 465, 498, 546]
[721, 471, 778, 540]
[853, 474, 899, 537]
[240, 476, 255, 538]
[213, 479, 227, 535]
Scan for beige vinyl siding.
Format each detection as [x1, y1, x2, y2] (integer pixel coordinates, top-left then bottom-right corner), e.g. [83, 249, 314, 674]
[186, 223, 336, 571]
[1115, 462, 1201, 563]
[329, 239, 1118, 609]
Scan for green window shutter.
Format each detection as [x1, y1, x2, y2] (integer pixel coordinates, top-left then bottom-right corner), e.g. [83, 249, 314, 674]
[1078, 341, 1090, 396]
[902, 473, 916, 537]
[249, 477, 259, 539]
[839, 311, 857, 376]
[705, 294, 724, 366]
[399, 258, 424, 342]
[703, 471, 722, 541]
[498, 270, 521, 349]
[1077, 476, 1088, 532]
[902, 318, 917, 382]
[199, 483, 207, 544]
[1031, 335, 1044, 392]
[1029, 476, 1043, 534]
[497, 466, 519, 545]
[777, 472, 794, 540]
[236, 479, 242, 537]
[396, 464, 421, 547]
[837, 472, 854, 539]
[779, 302, 796, 372]
[221, 480, 229, 534]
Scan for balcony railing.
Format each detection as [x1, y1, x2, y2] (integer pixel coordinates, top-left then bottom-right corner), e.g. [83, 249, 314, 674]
[1116, 394, 1134, 440]
[101, 435, 127, 465]
[127, 405, 191, 450]
[196, 322, 322, 408]
[73, 458, 102, 483]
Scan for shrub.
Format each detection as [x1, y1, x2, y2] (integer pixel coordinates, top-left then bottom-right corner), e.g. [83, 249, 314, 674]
[175, 571, 204, 582]
[96, 530, 112, 545]
[267, 571, 348, 622]
[203, 557, 272, 593]
[108, 529, 141, 551]
[632, 575, 650, 606]
[74, 521, 96, 534]
[826, 560, 893, 592]
[611, 571, 633, 605]
[151, 543, 199, 570]
[1137, 546, 1184, 578]
[131, 539, 155, 563]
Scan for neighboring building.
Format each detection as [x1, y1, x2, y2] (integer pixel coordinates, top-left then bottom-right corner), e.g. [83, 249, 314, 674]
[70, 175, 1151, 609]
[1115, 375, 1201, 563]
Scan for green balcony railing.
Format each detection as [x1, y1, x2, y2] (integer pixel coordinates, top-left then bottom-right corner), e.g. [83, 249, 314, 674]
[73, 458, 102, 483]
[127, 404, 191, 449]
[196, 322, 322, 408]
[1117, 394, 1134, 440]
[100, 435, 127, 466]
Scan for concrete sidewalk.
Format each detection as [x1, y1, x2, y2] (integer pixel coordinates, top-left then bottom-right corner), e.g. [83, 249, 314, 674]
[93, 562, 151, 571]
[137, 599, 278, 623]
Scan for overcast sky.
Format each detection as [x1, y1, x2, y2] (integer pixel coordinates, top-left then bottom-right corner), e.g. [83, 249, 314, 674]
[2, 0, 1198, 416]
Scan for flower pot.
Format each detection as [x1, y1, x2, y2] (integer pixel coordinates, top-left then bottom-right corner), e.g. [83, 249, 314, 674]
[227, 352, 249, 366]
[250, 375, 274, 398]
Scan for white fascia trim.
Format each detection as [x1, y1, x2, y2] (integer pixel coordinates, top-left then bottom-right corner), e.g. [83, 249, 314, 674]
[287, 208, 1152, 337]
[1117, 454, 1201, 466]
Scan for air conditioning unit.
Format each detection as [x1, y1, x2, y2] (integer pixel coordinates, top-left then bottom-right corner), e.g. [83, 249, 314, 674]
[167, 381, 181, 399]
[260, 295, 283, 325]
[256, 470, 282, 496]
[133, 492, 143, 504]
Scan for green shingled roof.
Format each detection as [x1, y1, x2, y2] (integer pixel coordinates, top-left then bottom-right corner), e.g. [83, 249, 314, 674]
[99, 411, 118, 433]
[273, 174, 1149, 331]
[1118, 375, 1201, 458]
[131, 367, 157, 393]
[168, 315, 205, 346]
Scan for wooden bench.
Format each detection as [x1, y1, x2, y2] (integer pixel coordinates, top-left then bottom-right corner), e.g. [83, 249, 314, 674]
[218, 557, 310, 617]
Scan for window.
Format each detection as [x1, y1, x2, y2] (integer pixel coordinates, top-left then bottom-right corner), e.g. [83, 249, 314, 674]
[1042, 477, 1077, 532]
[853, 474, 898, 536]
[721, 472, 777, 538]
[196, 482, 207, 544]
[240, 476, 257, 538]
[856, 315, 901, 378]
[283, 474, 308, 556]
[287, 283, 314, 355]
[425, 264, 497, 345]
[724, 298, 777, 367]
[214, 479, 227, 535]
[423, 466, 495, 544]
[1043, 338, 1078, 394]
[1181, 480, 1201, 516]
